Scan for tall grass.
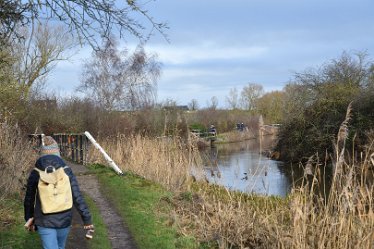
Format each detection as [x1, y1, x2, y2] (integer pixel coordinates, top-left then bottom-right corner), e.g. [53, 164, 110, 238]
[90, 107, 374, 248]
[0, 119, 37, 233]
[88, 134, 204, 191]
[171, 105, 374, 248]
[0, 120, 36, 198]
[169, 145, 373, 248]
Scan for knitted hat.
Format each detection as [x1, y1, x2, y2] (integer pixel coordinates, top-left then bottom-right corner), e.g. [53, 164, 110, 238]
[40, 136, 60, 157]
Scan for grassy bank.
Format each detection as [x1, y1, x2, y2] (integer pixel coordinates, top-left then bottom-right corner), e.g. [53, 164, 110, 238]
[93, 131, 374, 249]
[1, 117, 373, 248]
[0, 164, 200, 249]
[0, 195, 41, 249]
[84, 194, 112, 249]
[89, 163, 198, 249]
[0, 193, 109, 249]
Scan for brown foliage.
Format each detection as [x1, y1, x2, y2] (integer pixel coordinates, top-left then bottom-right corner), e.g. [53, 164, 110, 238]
[0, 120, 37, 198]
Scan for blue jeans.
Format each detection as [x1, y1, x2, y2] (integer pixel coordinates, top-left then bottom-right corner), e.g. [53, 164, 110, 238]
[37, 226, 71, 249]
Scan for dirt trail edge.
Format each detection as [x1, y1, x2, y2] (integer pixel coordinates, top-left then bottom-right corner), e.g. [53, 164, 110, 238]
[67, 162, 137, 249]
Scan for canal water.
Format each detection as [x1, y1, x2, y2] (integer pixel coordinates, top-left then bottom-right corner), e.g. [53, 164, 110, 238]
[200, 135, 303, 197]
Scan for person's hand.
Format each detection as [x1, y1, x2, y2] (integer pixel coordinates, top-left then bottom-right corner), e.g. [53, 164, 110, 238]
[84, 224, 95, 239]
[28, 225, 36, 232]
[24, 218, 35, 232]
[83, 224, 94, 230]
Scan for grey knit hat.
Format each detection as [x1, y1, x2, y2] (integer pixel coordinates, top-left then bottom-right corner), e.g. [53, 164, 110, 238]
[40, 136, 60, 157]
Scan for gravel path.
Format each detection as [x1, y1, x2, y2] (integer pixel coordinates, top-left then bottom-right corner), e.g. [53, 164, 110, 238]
[66, 162, 137, 249]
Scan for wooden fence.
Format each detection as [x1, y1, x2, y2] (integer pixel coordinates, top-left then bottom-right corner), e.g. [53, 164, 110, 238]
[52, 133, 89, 164]
[29, 132, 122, 174]
[29, 133, 89, 164]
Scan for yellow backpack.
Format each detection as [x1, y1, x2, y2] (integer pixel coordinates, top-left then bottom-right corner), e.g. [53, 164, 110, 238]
[34, 166, 73, 214]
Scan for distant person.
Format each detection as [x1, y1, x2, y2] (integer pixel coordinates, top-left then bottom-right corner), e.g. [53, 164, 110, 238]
[209, 124, 217, 136]
[24, 136, 94, 249]
[236, 123, 244, 131]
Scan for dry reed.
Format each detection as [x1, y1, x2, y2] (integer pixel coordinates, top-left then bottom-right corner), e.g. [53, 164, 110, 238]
[0, 120, 37, 199]
[168, 143, 374, 248]
[88, 134, 204, 191]
[0, 119, 37, 228]
[168, 104, 374, 248]
[88, 105, 374, 248]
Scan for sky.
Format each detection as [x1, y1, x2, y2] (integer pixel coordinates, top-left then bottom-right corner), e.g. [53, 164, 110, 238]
[47, 0, 374, 108]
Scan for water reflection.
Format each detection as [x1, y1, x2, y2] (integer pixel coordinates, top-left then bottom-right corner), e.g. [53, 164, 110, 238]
[200, 136, 303, 197]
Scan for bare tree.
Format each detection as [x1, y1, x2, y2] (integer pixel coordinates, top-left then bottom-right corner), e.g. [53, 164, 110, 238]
[162, 98, 178, 107]
[226, 87, 239, 110]
[0, 22, 74, 119]
[207, 96, 219, 110]
[188, 98, 199, 111]
[11, 23, 75, 98]
[1, 0, 167, 48]
[240, 83, 264, 111]
[0, 1, 25, 42]
[79, 38, 161, 111]
[125, 46, 161, 109]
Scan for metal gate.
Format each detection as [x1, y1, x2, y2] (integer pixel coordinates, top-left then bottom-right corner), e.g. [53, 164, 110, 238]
[52, 133, 89, 165]
[29, 132, 122, 174]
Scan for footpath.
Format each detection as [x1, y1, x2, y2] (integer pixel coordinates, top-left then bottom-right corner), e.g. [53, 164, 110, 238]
[66, 162, 137, 249]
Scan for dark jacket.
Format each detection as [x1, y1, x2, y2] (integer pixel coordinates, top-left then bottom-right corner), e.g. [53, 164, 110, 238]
[24, 155, 92, 228]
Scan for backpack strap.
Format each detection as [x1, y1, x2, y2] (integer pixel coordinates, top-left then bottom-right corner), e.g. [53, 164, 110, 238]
[62, 166, 70, 174]
[34, 166, 69, 173]
[34, 167, 43, 173]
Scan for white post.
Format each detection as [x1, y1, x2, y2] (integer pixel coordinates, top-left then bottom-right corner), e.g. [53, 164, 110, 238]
[84, 131, 123, 175]
[41, 134, 45, 146]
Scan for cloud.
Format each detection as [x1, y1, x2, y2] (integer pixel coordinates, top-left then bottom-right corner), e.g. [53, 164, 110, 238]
[44, 0, 374, 108]
[146, 42, 269, 65]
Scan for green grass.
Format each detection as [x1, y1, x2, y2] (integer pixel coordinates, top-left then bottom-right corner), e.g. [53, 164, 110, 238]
[88, 164, 198, 249]
[84, 194, 111, 249]
[0, 193, 110, 249]
[0, 196, 42, 249]
[1, 164, 200, 249]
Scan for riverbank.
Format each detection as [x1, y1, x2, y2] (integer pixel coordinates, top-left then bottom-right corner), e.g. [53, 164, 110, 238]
[98, 134, 373, 248]
[3, 132, 372, 249]
[193, 130, 257, 149]
[1, 158, 373, 249]
[215, 128, 279, 144]
[0, 193, 110, 249]
[92, 162, 374, 248]
[0, 163, 194, 249]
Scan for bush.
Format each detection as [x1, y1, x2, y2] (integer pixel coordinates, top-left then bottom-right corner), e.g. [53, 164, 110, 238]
[276, 52, 374, 162]
[0, 120, 37, 198]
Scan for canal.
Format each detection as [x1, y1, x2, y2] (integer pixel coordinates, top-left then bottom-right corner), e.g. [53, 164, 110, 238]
[200, 135, 304, 197]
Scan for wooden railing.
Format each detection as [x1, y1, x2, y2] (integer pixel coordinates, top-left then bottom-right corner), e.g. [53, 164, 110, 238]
[29, 132, 122, 174]
[28, 133, 88, 164]
[53, 133, 89, 164]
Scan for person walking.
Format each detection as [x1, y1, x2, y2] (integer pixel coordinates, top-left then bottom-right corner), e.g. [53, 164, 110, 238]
[24, 136, 93, 249]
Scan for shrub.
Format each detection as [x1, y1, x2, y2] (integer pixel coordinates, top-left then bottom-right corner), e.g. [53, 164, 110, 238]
[0, 120, 37, 198]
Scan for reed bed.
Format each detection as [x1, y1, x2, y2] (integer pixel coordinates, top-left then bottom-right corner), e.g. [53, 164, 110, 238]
[90, 106, 374, 248]
[169, 145, 374, 248]
[217, 130, 255, 144]
[0, 120, 36, 199]
[170, 104, 374, 248]
[88, 134, 204, 191]
[92, 131, 374, 248]
[0, 120, 37, 228]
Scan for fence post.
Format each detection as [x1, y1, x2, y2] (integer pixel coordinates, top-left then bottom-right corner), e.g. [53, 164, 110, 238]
[84, 131, 123, 175]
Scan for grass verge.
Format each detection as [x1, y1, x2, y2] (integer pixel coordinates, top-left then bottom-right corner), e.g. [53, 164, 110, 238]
[84, 194, 112, 249]
[88, 163, 198, 249]
[0, 193, 110, 249]
[0, 195, 41, 249]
